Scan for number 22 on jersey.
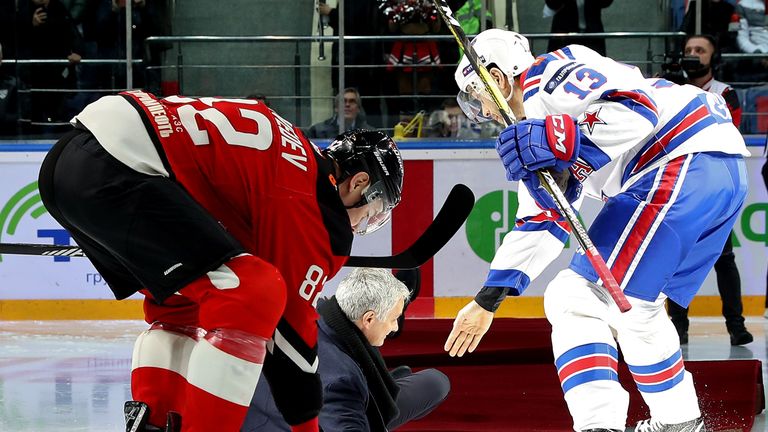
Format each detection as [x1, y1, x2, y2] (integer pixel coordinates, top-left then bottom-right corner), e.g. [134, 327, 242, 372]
[165, 96, 274, 150]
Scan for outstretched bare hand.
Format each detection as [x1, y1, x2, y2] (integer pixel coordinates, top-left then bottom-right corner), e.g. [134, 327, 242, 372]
[444, 300, 494, 357]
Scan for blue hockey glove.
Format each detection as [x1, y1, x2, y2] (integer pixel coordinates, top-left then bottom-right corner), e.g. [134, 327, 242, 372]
[496, 114, 581, 181]
[522, 169, 583, 210]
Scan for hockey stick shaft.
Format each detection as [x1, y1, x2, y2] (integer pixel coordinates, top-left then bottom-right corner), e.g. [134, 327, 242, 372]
[0, 242, 86, 257]
[433, 0, 631, 312]
[0, 184, 475, 270]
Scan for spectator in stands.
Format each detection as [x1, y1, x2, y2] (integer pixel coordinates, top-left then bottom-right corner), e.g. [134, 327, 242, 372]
[544, 0, 613, 56]
[17, 0, 83, 123]
[383, 0, 442, 115]
[317, 0, 387, 125]
[680, 0, 735, 46]
[427, 98, 501, 139]
[0, 42, 20, 136]
[60, 0, 87, 25]
[243, 268, 450, 432]
[305, 87, 374, 139]
[666, 34, 753, 347]
[0, 0, 18, 63]
[734, 0, 768, 54]
[81, 0, 171, 92]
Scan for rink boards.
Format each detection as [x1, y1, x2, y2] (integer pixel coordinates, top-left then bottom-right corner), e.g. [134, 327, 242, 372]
[0, 139, 766, 318]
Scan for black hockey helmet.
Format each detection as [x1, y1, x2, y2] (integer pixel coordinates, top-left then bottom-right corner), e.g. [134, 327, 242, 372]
[323, 129, 404, 234]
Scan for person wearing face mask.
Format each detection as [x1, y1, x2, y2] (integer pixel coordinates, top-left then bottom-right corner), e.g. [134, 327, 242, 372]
[682, 34, 742, 126]
[666, 34, 753, 347]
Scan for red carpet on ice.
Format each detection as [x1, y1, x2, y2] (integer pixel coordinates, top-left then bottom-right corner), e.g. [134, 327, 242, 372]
[380, 318, 764, 432]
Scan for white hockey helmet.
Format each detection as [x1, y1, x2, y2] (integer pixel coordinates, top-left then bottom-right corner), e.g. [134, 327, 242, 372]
[454, 29, 535, 122]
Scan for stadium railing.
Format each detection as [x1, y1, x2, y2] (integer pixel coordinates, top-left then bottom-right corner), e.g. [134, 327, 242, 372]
[2, 31, 768, 139]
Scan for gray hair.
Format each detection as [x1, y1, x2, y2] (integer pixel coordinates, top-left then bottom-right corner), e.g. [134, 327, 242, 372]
[336, 268, 410, 321]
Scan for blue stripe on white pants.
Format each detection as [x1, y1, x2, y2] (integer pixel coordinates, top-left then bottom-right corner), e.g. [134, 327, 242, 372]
[545, 269, 629, 431]
[610, 295, 700, 425]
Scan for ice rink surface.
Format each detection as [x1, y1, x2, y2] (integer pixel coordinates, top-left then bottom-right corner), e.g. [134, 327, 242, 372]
[0, 317, 765, 431]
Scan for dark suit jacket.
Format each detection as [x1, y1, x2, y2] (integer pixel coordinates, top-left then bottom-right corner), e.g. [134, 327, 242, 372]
[546, 0, 613, 55]
[242, 318, 388, 432]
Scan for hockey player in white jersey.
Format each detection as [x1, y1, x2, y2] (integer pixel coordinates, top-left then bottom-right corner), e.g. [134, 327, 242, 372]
[443, 29, 748, 432]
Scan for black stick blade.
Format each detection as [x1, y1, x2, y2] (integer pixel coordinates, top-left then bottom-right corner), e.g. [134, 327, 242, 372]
[345, 183, 475, 269]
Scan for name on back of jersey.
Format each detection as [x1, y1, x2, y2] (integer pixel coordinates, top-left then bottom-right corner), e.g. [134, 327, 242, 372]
[126, 90, 175, 138]
[271, 109, 309, 172]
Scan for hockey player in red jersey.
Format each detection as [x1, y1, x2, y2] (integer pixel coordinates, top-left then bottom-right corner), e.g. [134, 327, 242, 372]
[36, 91, 404, 432]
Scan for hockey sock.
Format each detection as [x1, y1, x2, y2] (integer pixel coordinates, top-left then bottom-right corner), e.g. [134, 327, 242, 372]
[183, 328, 268, 432]
[131, 322, 205, 428]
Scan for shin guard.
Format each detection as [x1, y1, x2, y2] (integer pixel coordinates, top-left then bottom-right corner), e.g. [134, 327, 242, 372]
[131, 322, 205, 428]
[183, 328, 268, 432]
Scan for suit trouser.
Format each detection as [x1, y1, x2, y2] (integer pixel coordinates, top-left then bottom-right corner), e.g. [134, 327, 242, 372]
[387, 368, 450, 431]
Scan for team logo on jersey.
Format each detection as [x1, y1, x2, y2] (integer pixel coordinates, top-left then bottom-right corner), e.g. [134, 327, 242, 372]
[569, 160, 594, 183]
[579, 107, 607, 134]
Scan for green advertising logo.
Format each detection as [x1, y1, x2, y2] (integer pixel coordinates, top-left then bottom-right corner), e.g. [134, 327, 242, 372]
[741, 203, 768, 246]
[0, 182, 47, 262]
[465, 190, 768, 264]
[466, 190, 519, 263]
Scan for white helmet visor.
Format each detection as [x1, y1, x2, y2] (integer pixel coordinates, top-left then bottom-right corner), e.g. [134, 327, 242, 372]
[456, 91, 494, 124]
[457, 80, 511, 125]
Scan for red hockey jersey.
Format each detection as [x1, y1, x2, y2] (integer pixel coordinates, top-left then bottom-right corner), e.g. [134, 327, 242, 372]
[73, 90, 353, 426]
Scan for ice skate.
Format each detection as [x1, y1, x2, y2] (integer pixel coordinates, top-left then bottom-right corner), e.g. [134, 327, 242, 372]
[634, 417, 706, 432]
[124, 401, 181, 432]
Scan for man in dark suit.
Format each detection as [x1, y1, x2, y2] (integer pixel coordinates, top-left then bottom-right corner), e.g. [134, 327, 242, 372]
[545, 0, 613, 56]
[243, 268, 450, 432]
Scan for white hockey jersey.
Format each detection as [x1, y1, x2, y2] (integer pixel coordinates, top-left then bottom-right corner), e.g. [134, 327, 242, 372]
[484, 45, 749, 295]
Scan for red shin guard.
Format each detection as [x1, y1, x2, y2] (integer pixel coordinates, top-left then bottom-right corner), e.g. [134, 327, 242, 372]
[182, 329, 268, 432]
[131, 322, 205, 428]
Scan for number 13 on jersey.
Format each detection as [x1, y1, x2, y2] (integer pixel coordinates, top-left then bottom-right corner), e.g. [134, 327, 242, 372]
[564, 67, 608, 100]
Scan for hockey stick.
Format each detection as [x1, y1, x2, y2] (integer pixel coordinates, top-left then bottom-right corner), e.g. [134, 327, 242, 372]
[0, 183, 475, 269]
[347, 183, 474, 268]
[433, 0, 632, 312]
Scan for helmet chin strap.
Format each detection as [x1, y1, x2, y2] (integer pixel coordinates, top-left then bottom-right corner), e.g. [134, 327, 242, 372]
[504, 80, 514, 101]
[504, 87, 514, 101]
[345, 200, 367, 209]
